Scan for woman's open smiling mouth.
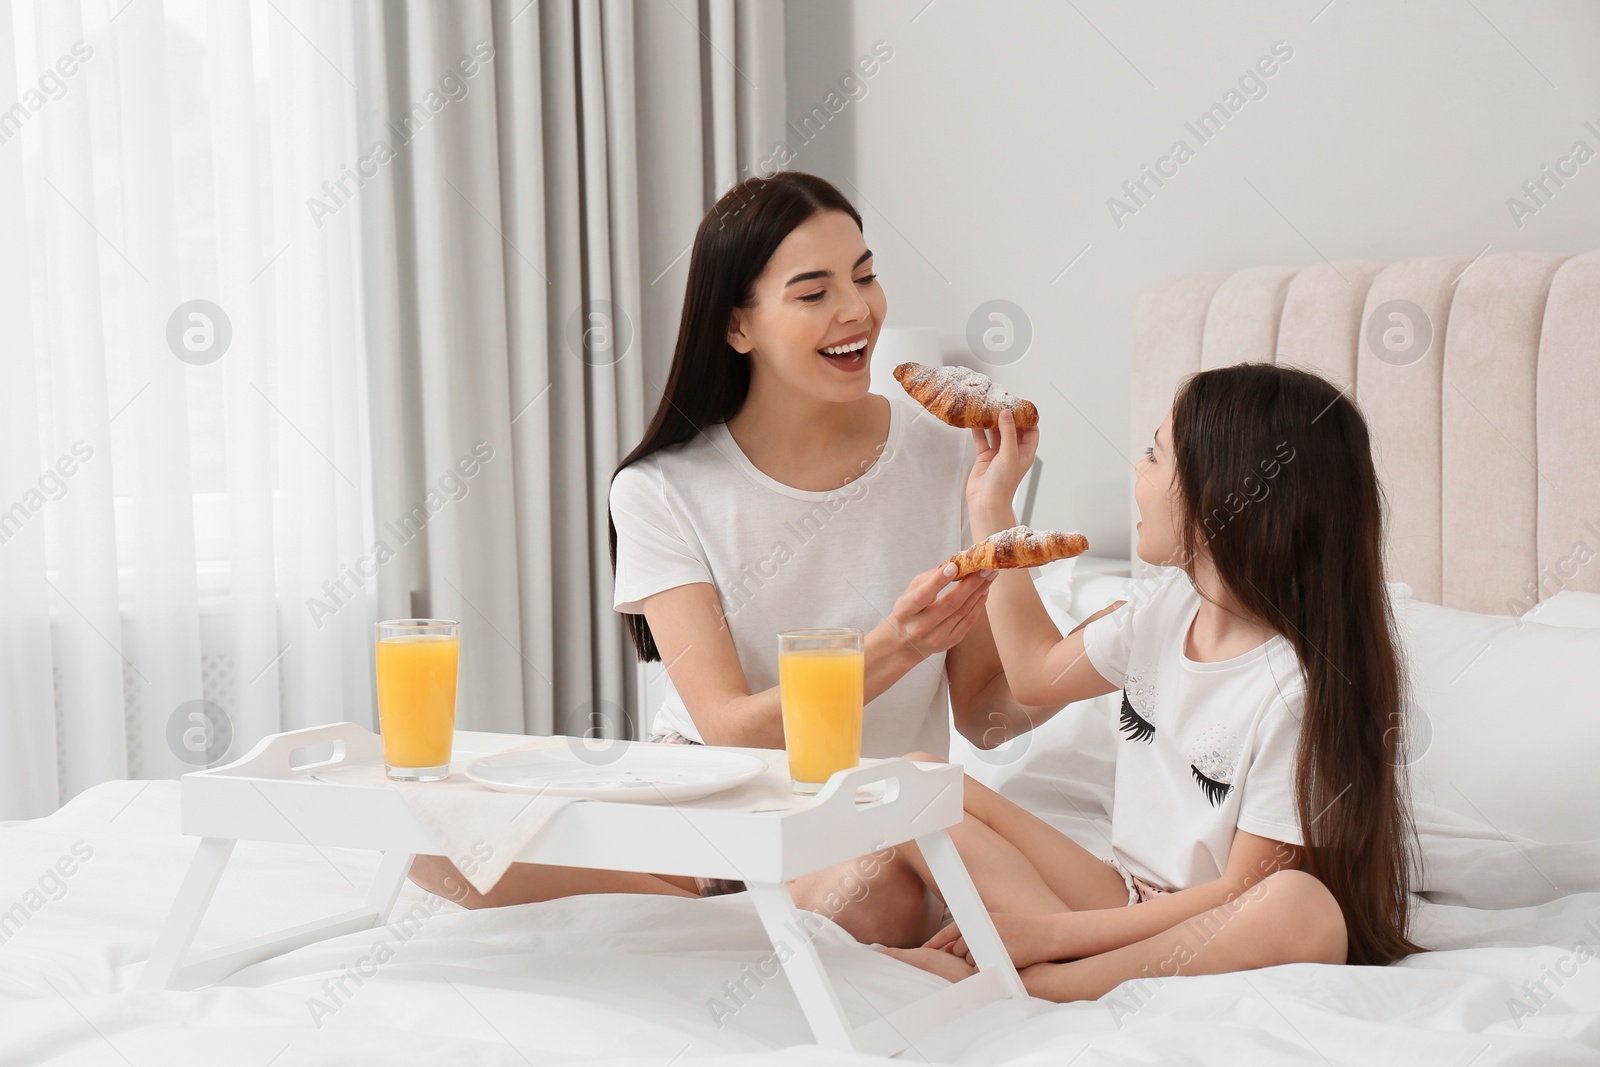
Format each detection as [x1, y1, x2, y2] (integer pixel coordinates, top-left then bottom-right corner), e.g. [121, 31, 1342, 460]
[819, 331, 870, 370]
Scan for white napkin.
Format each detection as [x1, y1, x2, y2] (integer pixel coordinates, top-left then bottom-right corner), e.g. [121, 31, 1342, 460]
[311, 737, 580, 896]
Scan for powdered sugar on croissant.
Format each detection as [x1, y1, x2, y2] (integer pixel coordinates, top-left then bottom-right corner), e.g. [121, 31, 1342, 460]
[893, 362, 1040, 430]
[947, 526, 1088, 579]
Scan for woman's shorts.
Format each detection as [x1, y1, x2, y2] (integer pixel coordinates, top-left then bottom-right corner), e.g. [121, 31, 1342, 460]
[1101, 854, 1174, 906]
[649, 728, 748, 898]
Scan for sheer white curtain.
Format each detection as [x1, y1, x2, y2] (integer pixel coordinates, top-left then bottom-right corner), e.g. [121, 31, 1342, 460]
[0, 0, 787, 820]
[0, 0, 372, 819]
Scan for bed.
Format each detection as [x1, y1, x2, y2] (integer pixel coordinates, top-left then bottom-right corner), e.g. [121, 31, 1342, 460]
[4, 252, 1599, 1065]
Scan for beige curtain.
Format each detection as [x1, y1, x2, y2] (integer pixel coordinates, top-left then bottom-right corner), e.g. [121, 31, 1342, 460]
[352, 0, 785, 740]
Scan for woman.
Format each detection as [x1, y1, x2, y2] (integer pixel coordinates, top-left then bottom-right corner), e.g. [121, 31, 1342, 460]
[409, 172, 1052, 948]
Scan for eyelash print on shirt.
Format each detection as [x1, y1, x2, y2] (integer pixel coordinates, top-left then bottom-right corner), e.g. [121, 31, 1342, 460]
[1118, 693, 1155, 743]
[1190, 764, 1232, 806]
[1118, 669, 1159, 743]
[1188, 726, 1240, 807]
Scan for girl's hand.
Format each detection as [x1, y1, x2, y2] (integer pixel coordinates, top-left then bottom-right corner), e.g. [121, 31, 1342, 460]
[925, 911, 1081, 970]
[879, 562, 997, 661]
[965, 409, 1039, 518]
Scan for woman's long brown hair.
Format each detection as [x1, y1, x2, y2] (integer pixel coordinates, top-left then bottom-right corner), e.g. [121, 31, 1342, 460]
[608, 172, 863, 660]
[1169, 363, 1424, 966]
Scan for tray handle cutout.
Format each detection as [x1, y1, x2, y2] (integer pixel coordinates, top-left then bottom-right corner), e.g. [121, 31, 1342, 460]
[200, 722, 382, 779]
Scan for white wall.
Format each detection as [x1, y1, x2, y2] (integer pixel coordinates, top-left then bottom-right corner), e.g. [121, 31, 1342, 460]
[783, 0, 1600, 557]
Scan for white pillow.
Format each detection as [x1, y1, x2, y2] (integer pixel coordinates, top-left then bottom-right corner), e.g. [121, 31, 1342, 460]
[956, 565, 1600, 854]
[1520, 589, 1600, 628]
[1393, 596, 1600, 845]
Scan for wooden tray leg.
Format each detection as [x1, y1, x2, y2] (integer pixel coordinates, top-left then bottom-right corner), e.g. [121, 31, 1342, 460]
[746, 881, 857, 1051]
[915, 828, 1029, 999]
[139, 836, 236, 991]
[843, 830, 1030, 1056]
[139, 842, 419, 992]
[364, 849, 416, 918]
[747, 830, 1030, 1057]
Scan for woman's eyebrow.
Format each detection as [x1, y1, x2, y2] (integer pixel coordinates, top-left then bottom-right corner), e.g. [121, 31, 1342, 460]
[784, 249, 873, 288]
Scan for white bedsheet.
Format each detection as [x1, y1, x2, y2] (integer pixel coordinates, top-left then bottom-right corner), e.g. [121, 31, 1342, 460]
[2, 780, 1597, 1066]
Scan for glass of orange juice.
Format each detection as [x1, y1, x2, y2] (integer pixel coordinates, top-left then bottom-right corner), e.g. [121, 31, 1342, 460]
[375, 619, 460, 781]
[778, 628, 864, 794]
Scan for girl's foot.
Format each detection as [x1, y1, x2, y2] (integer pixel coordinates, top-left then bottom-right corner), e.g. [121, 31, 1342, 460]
[872, 945, 978, 983]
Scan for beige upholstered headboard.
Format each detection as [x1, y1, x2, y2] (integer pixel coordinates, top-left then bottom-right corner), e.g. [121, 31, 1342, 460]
[1131, 250, 1600, 615]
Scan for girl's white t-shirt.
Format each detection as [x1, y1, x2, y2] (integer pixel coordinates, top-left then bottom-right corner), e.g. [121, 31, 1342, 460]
[609, 396, 974, 759]
[1083, 569, 1308, 892]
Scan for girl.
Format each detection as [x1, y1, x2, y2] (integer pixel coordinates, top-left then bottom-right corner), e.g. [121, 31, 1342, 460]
[409, 172, 1054, 947]
[878, 362, 1424, 998]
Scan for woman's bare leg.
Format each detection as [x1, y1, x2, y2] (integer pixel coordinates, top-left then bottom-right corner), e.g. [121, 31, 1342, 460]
[788, 853, 947, 949]
[406, 851, 943, 951]
[404, 751, 1121, 945]
[407, 856, 698, 908]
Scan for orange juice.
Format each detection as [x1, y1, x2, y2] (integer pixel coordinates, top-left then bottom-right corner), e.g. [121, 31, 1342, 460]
[779, 647, 864, 788]
[375, 633, 458, 770]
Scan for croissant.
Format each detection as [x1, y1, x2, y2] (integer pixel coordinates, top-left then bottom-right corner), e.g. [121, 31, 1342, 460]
[893, 362, 1040, 430]
[947, 526, 1088, 579]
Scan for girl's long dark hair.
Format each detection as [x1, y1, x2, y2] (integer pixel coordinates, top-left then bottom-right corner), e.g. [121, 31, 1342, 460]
[1170, 363, 1424, 967]
[608, 172, 863, 660]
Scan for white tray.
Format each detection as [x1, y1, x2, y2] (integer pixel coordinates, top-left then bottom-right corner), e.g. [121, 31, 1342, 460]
[140, 722, 1028, 1055]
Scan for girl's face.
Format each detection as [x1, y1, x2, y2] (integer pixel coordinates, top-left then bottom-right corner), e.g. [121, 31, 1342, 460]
[1133, 411, 1187, 567]
[726, 209, 885, 404]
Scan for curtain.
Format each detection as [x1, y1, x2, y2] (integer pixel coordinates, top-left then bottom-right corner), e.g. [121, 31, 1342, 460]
[355, 0, 785, 742]
[0, 0, 785, 820]
[0, 0, 371, 820]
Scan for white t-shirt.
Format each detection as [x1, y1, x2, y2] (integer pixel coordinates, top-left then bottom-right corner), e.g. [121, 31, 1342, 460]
[1083, 569, 1307, 891]
[610, 395, 973, 759]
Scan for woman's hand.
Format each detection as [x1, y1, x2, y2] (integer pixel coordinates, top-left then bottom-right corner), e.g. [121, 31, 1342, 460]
[925, 910, 1086, 970]
[965, 409, 1039, 519]
[876, 562, 997, 663]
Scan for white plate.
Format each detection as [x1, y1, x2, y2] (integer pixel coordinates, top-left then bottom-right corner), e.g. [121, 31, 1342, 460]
[463, 743, 769, 803]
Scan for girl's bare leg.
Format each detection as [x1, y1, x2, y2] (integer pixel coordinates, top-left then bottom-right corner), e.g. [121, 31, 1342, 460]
[1022, 869, 1348, 1002]
[888, 752, 1130, 916]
